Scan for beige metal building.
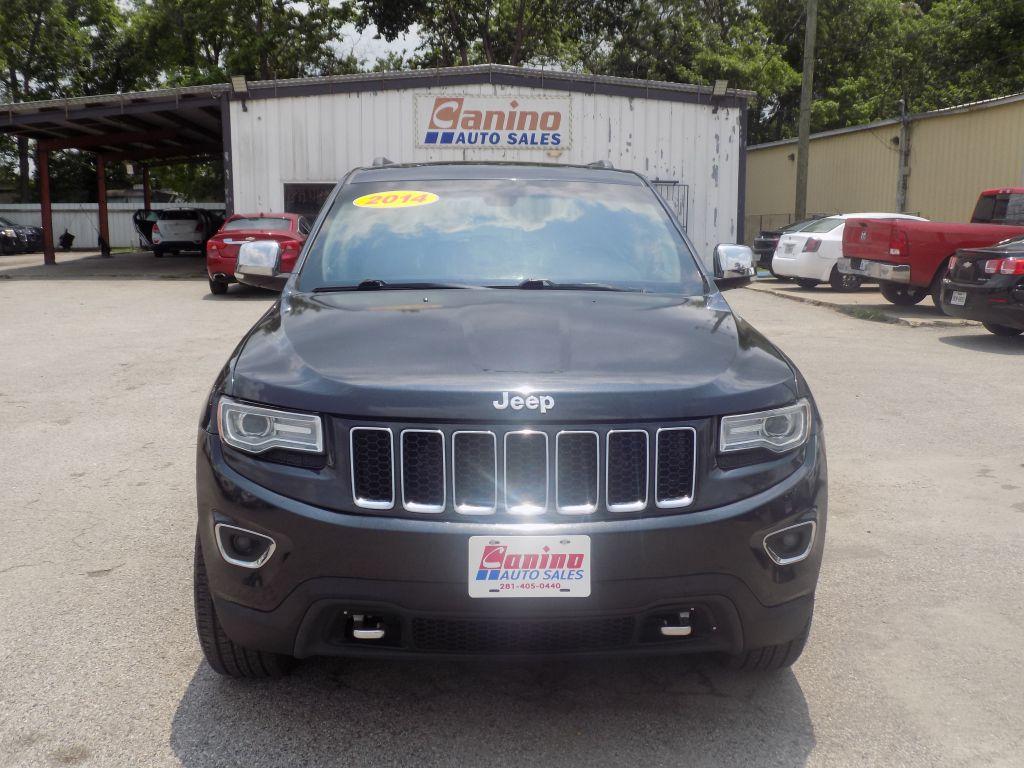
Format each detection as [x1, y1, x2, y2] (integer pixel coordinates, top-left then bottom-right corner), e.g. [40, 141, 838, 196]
[744, 92, 1024, 239]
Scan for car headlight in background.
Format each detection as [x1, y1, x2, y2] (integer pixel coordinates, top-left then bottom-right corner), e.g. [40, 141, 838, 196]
[720, 399, 811, 453]
[218, 396, 323, 454]
[1, 228, 15, 237]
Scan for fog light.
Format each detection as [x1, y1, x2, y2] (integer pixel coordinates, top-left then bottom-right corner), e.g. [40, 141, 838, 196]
[215, 523, 276, 569]
[763, 521, 816, 565]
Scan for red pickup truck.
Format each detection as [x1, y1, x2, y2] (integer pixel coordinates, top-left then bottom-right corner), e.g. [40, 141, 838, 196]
[838, 188, 1024, 306]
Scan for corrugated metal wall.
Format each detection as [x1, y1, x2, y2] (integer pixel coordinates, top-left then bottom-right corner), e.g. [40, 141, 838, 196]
[0, 202, 222, 248]
[230, 84, 744, 266]
[744, 96, 1024, 239]
[907, 100, 1024, 221]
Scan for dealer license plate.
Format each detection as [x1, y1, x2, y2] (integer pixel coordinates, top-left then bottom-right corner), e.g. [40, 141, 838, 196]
[468, 535, 591, 598]
[950, 291, 967, 306]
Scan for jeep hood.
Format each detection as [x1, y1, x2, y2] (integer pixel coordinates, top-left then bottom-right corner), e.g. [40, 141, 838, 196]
[226, 290, 799, 420]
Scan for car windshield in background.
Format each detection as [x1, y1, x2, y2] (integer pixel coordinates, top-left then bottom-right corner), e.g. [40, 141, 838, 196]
[158, 210, 200, 220]
[800, 217, 844, 233]
[225, 217, 291, 231]
[298, 178, 706, 294]
[785, 217, 822, 232]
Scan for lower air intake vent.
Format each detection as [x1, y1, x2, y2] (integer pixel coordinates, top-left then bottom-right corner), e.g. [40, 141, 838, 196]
[350, 427, 394, 509]
[411, 616, 635, 653]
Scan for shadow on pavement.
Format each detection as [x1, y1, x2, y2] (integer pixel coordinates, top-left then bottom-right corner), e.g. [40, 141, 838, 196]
[938, 333, 1024, 355]
[170, 655, 814, 767]
[0, 249, 206, 280]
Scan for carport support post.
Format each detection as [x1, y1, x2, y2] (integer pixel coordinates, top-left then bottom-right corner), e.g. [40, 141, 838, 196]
[96, 155, 110, 257]
[142, 165, 152, 211]
[38, 148, 55, 265]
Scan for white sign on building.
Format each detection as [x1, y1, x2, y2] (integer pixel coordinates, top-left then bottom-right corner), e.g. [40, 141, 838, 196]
[415, 95, 571, 150]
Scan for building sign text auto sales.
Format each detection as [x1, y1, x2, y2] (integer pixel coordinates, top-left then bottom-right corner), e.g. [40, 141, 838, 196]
[416, 95, 571, 149]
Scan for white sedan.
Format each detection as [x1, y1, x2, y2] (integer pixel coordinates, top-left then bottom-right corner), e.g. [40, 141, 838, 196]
[772, 212, 927, 291]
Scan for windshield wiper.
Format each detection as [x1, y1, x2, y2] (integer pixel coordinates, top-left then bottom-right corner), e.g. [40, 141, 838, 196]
[313, 279, 480, 293]
[491, 278, 642, 292]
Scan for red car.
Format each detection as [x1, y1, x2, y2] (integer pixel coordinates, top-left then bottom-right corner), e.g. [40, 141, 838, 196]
[206, 213, 312, 295]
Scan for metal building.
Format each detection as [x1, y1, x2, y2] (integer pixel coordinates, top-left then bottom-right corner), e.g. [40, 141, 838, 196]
[0, 65, 752, 266]
[744, 92, 1024, 238]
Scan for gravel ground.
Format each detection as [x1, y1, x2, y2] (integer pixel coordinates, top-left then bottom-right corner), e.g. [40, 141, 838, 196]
[1, 276, 1022, 768]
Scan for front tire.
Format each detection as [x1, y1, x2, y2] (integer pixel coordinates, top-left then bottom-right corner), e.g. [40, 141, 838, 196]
[829, 265, 862, 292]
[208, 278, 229, 296]
[194, 533, 294, 678]
[795, 279, 819, 289]
[153, 247, 164, 258]
[721, 619, 811, 672]
[880, 283, 928, 306]
[982, 322, 1023, 337]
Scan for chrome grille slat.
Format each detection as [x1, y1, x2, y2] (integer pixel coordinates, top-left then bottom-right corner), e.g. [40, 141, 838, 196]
[452, 431, 498, 515]
[605, 430, 649, 513]
[401, 429, 445, 513]
[504, 430, 549, 515]
[556, 431, 599, 514]
[350, 427, 395, 510]
[655, 427, 697, 508]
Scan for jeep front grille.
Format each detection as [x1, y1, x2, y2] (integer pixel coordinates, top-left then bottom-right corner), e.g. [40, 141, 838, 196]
[347, 424, 697, 518]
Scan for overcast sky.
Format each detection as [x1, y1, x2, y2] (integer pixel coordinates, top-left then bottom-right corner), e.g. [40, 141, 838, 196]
[338, 23, 422, 66]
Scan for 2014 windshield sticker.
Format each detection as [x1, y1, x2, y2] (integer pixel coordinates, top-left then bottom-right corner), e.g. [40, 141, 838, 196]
[353, 190, 439, 209]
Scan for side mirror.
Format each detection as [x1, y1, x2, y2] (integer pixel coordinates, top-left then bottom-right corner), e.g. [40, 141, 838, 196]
[712, 243, 755, 290]
[236, 240, 288, 290]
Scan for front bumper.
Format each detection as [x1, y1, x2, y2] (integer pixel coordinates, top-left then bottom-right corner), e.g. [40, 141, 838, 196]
[197, 430, 827, 658]
[941, 276, 1024, 330]
[837, 257, 910, 284]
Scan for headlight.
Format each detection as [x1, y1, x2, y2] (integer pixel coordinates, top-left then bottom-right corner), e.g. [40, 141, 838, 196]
[1, 228, 14, 236]
[217, 396, 323, 454]
[719, 399, 811, 454]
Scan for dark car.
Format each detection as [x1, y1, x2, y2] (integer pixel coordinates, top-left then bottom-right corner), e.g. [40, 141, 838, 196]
[941, 235, 1024, 336]
[194, 162, 826, 678]
[752, 217, 822, 276]
[0, 215, 44, 254]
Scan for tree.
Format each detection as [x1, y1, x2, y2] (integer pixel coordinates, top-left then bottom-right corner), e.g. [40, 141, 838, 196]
[360, 0, 607, 67]
[129, 0, 359, 84]
[0, 0, 138, 201]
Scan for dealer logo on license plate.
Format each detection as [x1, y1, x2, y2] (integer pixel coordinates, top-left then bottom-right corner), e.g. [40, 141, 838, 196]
[468, 535, 591, 598]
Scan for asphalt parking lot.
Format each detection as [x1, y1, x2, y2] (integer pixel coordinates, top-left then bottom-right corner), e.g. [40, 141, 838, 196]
[2, 267, 1023, 767]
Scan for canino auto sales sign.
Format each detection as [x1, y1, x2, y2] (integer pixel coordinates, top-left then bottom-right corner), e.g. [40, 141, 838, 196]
[416, 95, 571, 149]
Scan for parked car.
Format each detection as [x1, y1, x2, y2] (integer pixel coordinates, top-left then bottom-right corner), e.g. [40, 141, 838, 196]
[194, 161, 825, 679]
[752, 217, 822, 277]
[0, 215, 43, 254]
[151, 209, 220, 257]
[940, 235, 1024, 336]
[838, 192, 1024, 306]
[773, 213, 927, 291]
[205, 213, 312, 295]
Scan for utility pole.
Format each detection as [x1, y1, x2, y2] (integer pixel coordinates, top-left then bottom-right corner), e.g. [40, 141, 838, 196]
[794, 0, 818, 221]
[896, 98, 911, 212]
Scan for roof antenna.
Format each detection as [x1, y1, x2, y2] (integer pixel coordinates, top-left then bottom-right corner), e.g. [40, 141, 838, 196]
[372, 156, 396, 167]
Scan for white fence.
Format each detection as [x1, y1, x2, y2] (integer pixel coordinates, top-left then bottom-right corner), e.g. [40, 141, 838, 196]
[0, 202, 223, 249]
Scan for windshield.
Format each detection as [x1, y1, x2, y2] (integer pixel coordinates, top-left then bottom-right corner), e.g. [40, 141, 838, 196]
[298, 178, 706, 294]
[0, 217, 17, 227]
[784, 217, 822, 232]
[225, 217, 291, 231]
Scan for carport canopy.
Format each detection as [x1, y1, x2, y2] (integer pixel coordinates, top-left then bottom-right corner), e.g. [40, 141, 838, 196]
[0, 83, 229, 264]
